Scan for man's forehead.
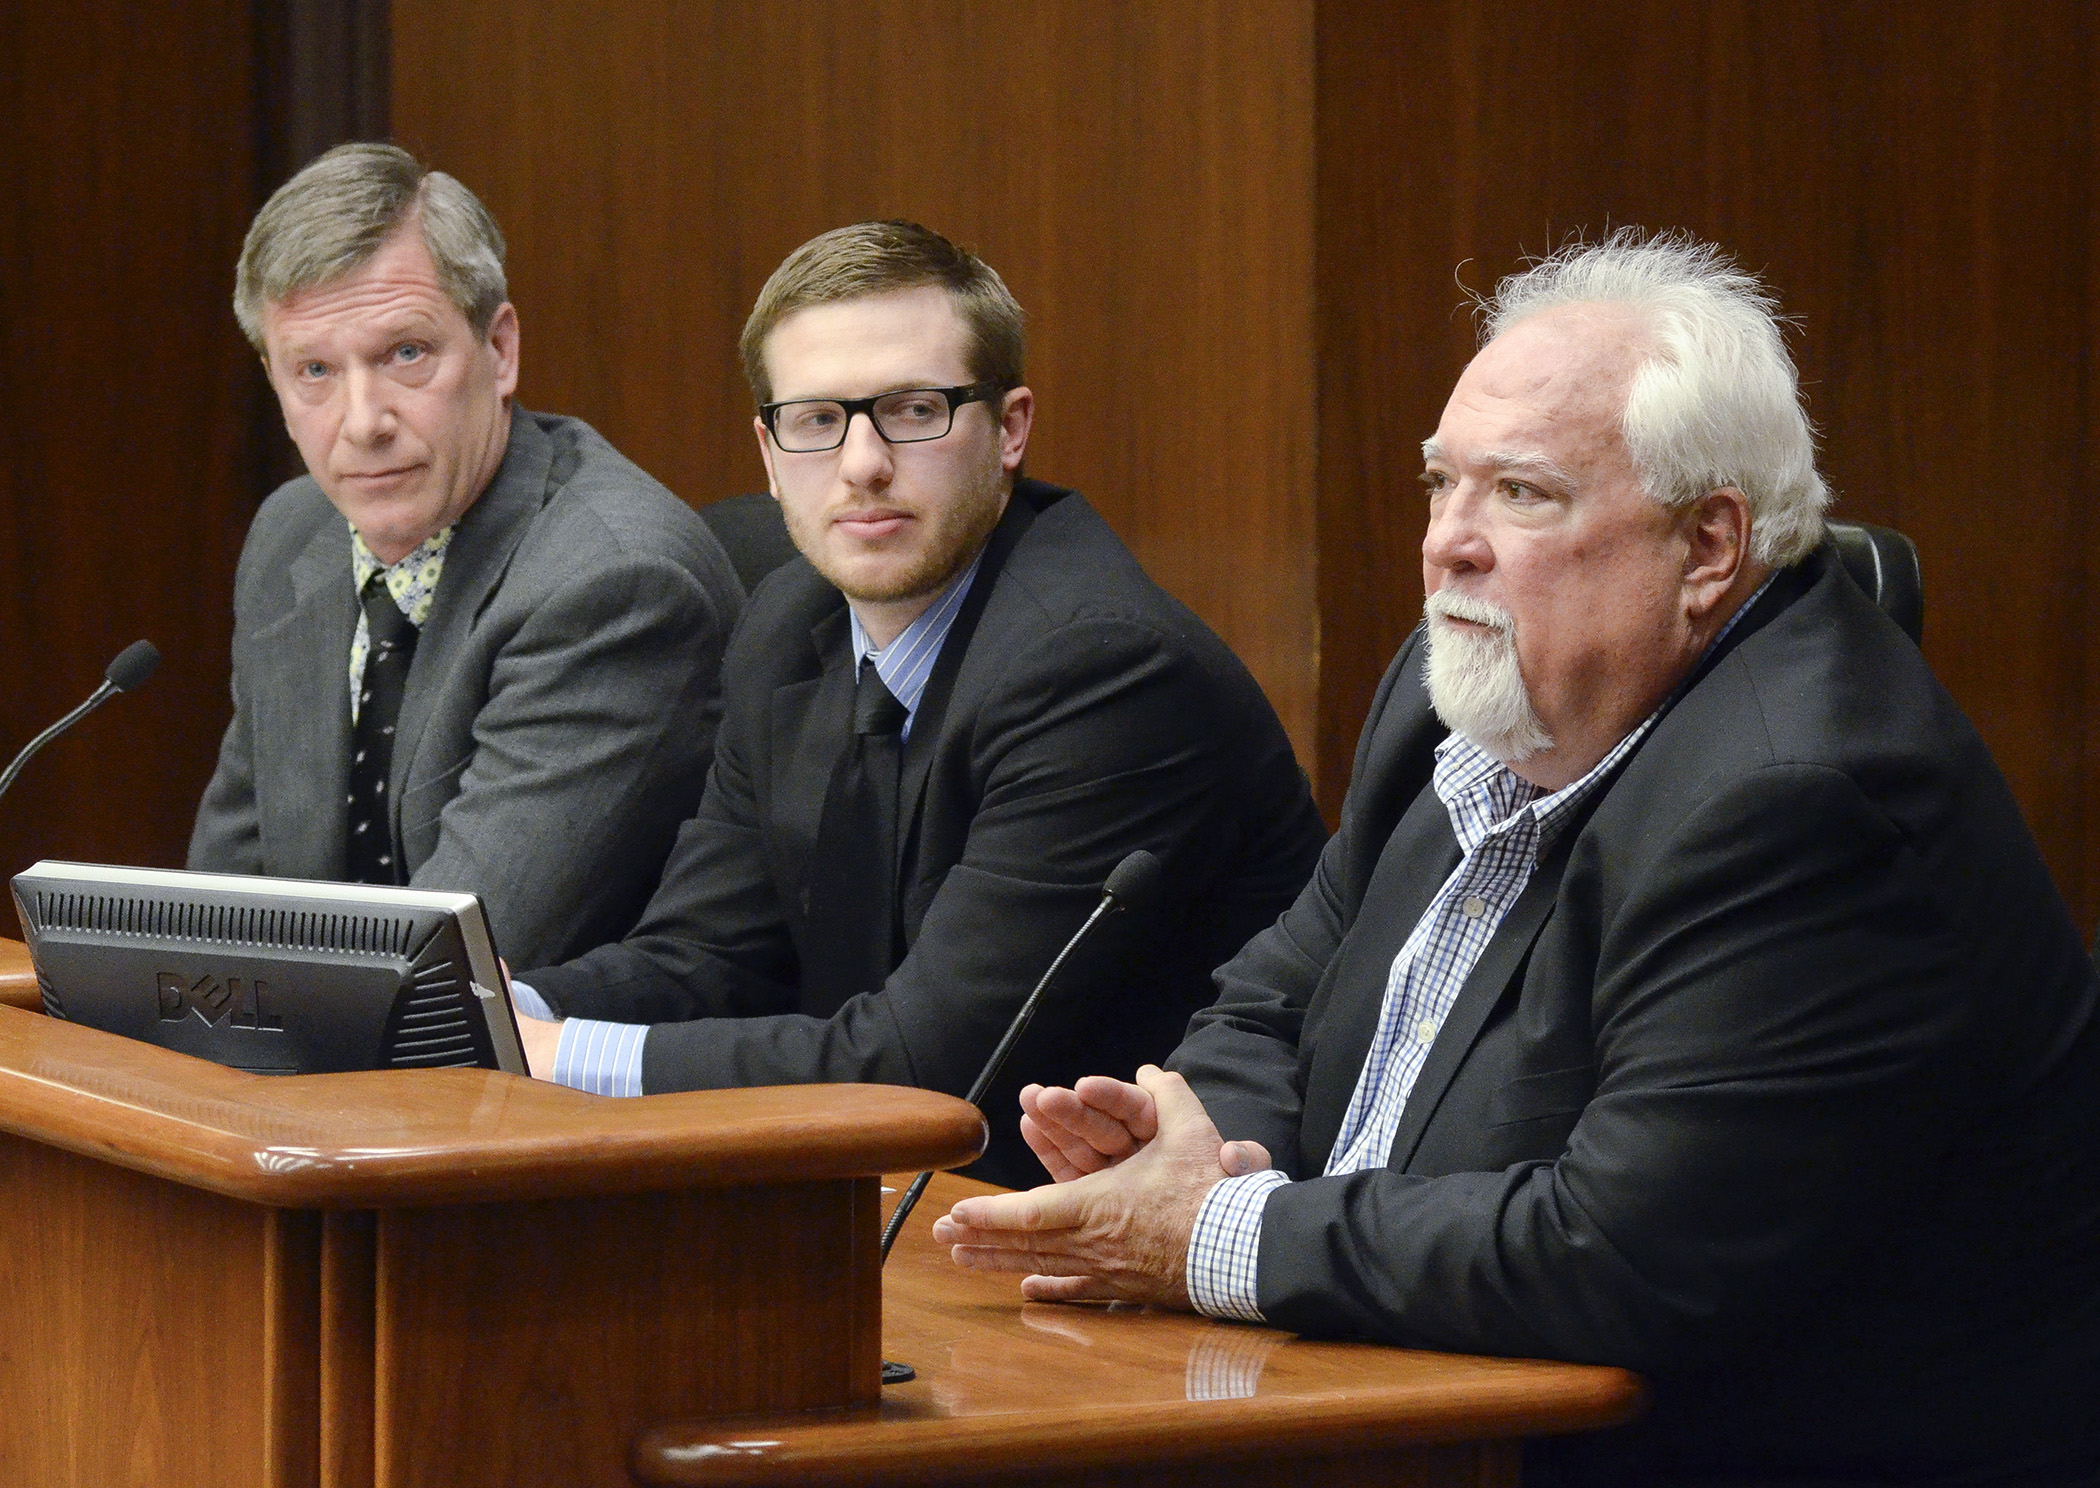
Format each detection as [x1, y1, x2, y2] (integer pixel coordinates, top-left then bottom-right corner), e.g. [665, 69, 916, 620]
[263, 235, 462, 350]
[764, 286, 972, 395]
[1428, 307, 1643, 465]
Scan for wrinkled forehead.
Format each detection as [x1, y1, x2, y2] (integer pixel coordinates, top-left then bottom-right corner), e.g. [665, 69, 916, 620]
[1428, 305, 1648, 470]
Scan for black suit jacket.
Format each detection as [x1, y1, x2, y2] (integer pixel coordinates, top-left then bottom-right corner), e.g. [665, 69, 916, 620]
[1172, 550, 2100, 1485]
[527, 480, 1328, 1185]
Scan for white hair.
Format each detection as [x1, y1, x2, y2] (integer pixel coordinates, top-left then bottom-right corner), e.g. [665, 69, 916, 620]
[1481, 230, 1828, 566]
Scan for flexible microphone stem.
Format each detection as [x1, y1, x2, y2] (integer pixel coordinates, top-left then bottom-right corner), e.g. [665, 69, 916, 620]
[0, 684, 115, 807]
[0, 641, 161, 811]
[880, 850, 1162, 1264]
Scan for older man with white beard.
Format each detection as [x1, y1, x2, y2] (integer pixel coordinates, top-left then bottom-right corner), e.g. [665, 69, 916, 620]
[933, 233, 2100, 1486]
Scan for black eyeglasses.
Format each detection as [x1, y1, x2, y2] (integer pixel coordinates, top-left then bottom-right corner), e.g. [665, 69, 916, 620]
[760, 382, 1007, 453]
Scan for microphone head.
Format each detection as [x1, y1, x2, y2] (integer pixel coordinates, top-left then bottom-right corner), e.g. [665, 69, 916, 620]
[104, 640, 161, 693]
[1103, 850, 1163, 912]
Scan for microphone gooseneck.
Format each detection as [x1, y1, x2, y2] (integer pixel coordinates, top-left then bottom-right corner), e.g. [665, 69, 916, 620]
[879, 849, 1163, 1265]
[0, 641, 161, 810]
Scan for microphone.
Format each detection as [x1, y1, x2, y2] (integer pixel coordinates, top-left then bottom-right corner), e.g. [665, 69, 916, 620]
[879, 848, 1163, 1263]
[0, 641, 161, 809]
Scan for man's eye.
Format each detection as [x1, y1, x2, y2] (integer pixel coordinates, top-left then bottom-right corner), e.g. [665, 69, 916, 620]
[393, 343, 425, 363]
[892, 398, 940, 420]
[1419, 470, 1449, 493]
[300, 361, 329, 379]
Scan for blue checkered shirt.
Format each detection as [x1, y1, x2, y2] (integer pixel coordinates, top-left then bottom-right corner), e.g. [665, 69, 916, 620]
[512, 548, 988, 1096]
[1185, 581, 1773, 1321]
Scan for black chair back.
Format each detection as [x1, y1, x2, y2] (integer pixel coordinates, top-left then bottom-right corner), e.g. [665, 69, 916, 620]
[698, 492, 802, 597]
[1824, 521, 1924, 645]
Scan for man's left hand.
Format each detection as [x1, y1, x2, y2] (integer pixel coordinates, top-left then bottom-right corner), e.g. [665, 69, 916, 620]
[933, 1065, 1270, 1307]
[515, 1011, 561, 1080]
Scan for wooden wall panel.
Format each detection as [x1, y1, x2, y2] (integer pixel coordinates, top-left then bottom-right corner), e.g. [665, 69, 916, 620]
[0, 2, 259, 889]
[389, 0, 1320, 774]
[1316, 0, 2100, 926]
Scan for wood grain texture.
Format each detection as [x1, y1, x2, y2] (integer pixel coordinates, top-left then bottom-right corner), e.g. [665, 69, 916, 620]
[0, 1131, 322, 1487]
[388, 0, 1320, 779]
[0, 1004, 986, 1205]
[628, 1174, 1639, 1487]
[376, 1180, 880, 1488]
[0, 0, 259, 889]
[1314, 0, 2100, 929]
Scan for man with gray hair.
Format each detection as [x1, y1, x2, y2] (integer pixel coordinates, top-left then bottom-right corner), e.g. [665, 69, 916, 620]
[190, 143, 744, 968]
[938, 232, 2100, 1483]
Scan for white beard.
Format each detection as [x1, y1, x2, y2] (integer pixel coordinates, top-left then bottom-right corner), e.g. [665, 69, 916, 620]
[1422, 589, 1554, 764]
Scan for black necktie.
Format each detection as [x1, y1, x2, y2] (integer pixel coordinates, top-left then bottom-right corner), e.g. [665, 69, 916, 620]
[802, 662, 909, 1014]
[347, 574, 418, 884]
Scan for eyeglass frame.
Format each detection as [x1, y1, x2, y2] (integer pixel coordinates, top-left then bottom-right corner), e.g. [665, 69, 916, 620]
[758, 380, 1012, 453]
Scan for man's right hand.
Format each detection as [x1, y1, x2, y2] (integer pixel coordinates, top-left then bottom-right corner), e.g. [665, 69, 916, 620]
[1019, 1074, 1162, 1181]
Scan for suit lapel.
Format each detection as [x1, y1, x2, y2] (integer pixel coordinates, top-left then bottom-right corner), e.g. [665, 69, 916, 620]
[1298, 783, 1462, 1171]
[1383, 833, 1574, 1171]
[251, 520, 356, 877]
[773, 607, 855, 919]
[389, 409, 554, 843]
[894, 491, 1039, 852]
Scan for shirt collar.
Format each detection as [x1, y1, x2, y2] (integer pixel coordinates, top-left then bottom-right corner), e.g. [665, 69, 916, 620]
[846, 543, 987, 726]
[1432, 569, 1781, 854]
[350, 523, 455, 625]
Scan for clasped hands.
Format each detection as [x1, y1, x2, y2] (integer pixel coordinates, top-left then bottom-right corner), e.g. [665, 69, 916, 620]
[933, 1064, 1271, 1308]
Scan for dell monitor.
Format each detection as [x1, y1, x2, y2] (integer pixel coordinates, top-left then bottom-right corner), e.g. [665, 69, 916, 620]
[9, 861, 527, 1076]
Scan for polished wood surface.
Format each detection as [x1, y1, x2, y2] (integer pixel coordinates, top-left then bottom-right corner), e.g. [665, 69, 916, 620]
[1312, 1, 2100, 918]
[629, 1174, 1645, 1487]
[0, 3, 260, 889]
[0, 1133, 320, 1486]
[390, 0, 1321, 783]
[0, 938, 36, 1009]
[0, 1003, 981, 1486]
[0, 1004, 985, 1204]
[373, 1181, 882, 1488]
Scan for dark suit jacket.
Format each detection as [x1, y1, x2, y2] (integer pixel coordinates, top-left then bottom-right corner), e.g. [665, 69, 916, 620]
[1172, 550, 2100, 1485]
[526, 479, 1328, 1185]
[189, 408, 745, 969]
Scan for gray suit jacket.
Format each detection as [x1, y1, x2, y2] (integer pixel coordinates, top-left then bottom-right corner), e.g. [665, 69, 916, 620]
[189, 407, 744, 968]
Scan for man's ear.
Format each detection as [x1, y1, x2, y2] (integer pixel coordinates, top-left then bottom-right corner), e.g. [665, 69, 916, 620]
[485, 302, 521, 400]
[753, 415, 780, 499]
[997, 385, 1035, 474]
[1683, 487, 1754, 617]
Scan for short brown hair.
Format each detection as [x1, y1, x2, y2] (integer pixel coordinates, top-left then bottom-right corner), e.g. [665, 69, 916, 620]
[739, 221, 1025, 404]
[234, 142, 508, 351]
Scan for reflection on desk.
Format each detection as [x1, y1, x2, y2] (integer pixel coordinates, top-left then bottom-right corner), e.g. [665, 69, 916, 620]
[632, 1171, 1646, 1488]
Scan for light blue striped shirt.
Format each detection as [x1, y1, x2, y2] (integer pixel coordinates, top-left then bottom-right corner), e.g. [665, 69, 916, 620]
[513, 547, 988, 1096]
[1186, 576, 1775, 1321]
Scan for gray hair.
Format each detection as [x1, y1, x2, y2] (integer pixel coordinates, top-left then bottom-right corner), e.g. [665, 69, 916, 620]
[233, 142, 508, 350]
[1480, 230, 1829, 566]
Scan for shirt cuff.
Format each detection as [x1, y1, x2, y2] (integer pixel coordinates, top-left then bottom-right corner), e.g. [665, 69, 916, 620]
[550, 1017, 648, 1097]
[1185, 1168, 1291, 1322]
[508, 978, 554, 1021]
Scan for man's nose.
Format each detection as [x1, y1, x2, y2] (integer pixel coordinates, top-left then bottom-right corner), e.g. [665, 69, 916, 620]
[1422, 485, 1492, 574]
[835, 409, 895, 489]
[339, 365, 397, 445]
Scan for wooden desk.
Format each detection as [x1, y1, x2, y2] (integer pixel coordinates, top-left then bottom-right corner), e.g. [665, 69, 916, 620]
[0, 936, 37, 1009]
[0, 999, 986, 1488]
[631, 1173, 1645, 1488]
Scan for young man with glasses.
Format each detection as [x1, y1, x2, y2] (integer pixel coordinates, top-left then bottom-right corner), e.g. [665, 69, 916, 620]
[508, 221, 1326, 1186]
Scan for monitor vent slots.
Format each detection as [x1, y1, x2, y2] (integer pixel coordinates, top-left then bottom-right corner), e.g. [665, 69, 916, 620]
[28, 891, 414, 957]
[382, 957, 480, 1068]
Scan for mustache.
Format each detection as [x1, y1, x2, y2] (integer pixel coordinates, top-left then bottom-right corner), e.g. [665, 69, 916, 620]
[1425, 589, 1517, 638]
